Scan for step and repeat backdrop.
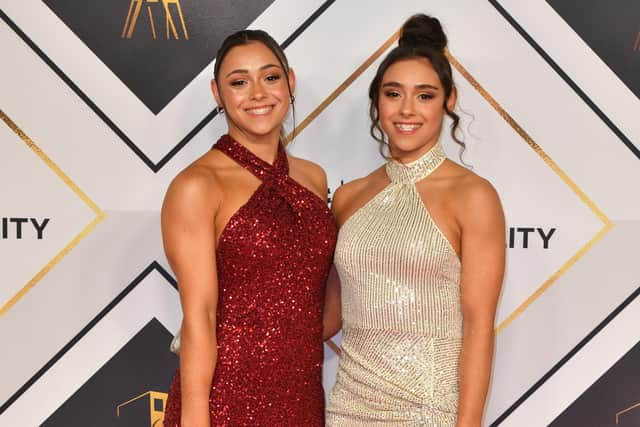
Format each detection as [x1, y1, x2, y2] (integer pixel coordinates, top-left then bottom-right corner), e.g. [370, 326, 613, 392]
[1, 1, 639, 426]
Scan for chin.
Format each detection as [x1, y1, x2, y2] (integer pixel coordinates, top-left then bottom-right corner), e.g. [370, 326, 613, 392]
[244, 126, 282, 139]
[245, 117, 286, 133]
[389, 139, 422, 153]
[391, 133, 437, 151]
[254, 123, 282, 134]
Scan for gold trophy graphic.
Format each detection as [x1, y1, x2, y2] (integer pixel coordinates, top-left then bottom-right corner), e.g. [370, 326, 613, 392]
[122, 0, 189, 40]
[117, 391, 168, 427]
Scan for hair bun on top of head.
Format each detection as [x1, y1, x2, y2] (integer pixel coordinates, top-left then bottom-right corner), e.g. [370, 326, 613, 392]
[398, 14, 447, 52]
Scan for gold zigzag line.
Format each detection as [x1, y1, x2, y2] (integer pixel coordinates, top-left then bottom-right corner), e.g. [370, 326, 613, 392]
[446, 55, 614, 334]
[0, 110, 105, 317]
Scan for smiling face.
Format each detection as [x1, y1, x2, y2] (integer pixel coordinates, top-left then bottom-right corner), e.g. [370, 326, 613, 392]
[212, 41, 294, 144]
[378, 57, 455, 162]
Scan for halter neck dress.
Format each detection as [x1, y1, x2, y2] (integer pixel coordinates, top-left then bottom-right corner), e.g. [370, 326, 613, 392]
[326, 142, 462, 426]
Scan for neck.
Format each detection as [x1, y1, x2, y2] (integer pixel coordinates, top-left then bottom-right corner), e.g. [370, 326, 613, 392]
[227, 127, 281, 165]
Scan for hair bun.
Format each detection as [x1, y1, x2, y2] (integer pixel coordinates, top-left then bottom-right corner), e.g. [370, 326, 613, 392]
[398, 14, 447, 52]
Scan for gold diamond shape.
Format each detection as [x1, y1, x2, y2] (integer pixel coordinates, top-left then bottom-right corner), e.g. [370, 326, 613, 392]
[0, 110, 105, 317]
[287, 30, 613, 342]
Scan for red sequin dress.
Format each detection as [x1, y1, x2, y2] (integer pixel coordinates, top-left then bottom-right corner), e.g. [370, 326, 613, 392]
[163, 135, 337, 427]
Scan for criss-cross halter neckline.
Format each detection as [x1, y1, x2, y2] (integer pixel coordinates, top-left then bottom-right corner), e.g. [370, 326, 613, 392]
[214, 134, 289, 183]
[385, 141, 447, 184]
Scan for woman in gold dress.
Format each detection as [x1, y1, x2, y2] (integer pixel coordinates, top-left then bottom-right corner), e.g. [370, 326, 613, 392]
[324, 14, 506, 427]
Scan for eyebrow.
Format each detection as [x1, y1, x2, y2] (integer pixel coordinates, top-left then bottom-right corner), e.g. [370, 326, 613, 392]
[382, 81, 439, 90]
[225, 63, 281, 78]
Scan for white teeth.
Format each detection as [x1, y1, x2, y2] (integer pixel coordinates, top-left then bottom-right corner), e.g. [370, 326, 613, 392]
[247, 106, 273, 115]
[396, 123, 421, 132]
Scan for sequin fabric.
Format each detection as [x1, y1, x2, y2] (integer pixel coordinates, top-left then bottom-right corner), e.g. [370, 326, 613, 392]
[326, 142, 462, 426]
[164, 135, 337, 427]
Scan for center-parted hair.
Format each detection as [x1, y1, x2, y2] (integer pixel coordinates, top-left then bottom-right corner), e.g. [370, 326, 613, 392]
[369, 14, 464, 157]
[213, 30, 296, 142]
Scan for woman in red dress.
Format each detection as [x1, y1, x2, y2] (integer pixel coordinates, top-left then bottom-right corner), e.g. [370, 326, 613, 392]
[161, 29, 337, 427]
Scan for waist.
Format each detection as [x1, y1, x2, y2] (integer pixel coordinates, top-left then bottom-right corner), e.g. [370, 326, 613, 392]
[338, 274, 462, 335]
[331, 327, 461, 412]
[341, 304, 463, 337]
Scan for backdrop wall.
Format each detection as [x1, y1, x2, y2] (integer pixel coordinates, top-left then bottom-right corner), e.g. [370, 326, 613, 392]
[1, 1, 639, 426]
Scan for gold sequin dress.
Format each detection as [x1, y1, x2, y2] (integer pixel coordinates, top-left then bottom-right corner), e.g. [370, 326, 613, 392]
[326, 142, 462, 426]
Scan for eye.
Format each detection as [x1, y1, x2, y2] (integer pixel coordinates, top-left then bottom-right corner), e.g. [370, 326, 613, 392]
[265, 74, 282, 82]
[230, 79, 247, 87]
[383, 90, 401, 98]
[418, 93, 435, 100]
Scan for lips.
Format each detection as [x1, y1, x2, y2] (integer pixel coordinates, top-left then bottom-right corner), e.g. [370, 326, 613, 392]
[394, 123, 422, 133]
[245, 105, 274, 115]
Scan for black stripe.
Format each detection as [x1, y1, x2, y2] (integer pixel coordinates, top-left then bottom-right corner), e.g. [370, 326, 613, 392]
[490, 284, 640, 426]
[0, 261, 177, 415]
[281, 0, 335, 49]
[154, 108, 218, 171]
[0, 9, 159, 171]
[0, 0, 336, 172]
[488, 0, 640, 160]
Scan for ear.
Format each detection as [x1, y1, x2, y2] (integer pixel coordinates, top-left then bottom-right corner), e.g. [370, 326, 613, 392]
[446, 85, 458, 112]
[287, 68, 296, 97]
[211, 79, 223, 108]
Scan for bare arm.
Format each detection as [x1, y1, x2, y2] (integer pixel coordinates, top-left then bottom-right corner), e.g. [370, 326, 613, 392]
[456, 180, 506, 427]
[322, 265, 342, 340]
[321, 183, 351, 341]
[161, 169, 220, 427]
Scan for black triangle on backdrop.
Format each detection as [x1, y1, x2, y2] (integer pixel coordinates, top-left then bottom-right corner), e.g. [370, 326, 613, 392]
[43, 0, 275, 115]
[487, 0, 639, 172]
[41, 318, 178, 427]
[546, 0, 640, 101]
[489, 285, 640, 426]
[550, 338, 640, 427]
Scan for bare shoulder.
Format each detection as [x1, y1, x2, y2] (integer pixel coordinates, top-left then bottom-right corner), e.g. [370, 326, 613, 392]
[332, 166, 386, 223]
[331, 178, 361, 215]
[162, 158, 222, 222]
[288, 155, 327, 182]
[447, 164, 504, 226]
[458, 173, 500, 208]
[288, 155, 328, 200]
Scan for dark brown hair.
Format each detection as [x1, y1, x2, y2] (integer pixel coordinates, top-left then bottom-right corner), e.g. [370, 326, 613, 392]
[213, 30, 296, 142]
[369, 14, 464, 157]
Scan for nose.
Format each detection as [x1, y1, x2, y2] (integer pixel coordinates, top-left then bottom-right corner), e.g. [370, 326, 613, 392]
[251, 80, 267, 100]
[400, 96, 414, 117]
